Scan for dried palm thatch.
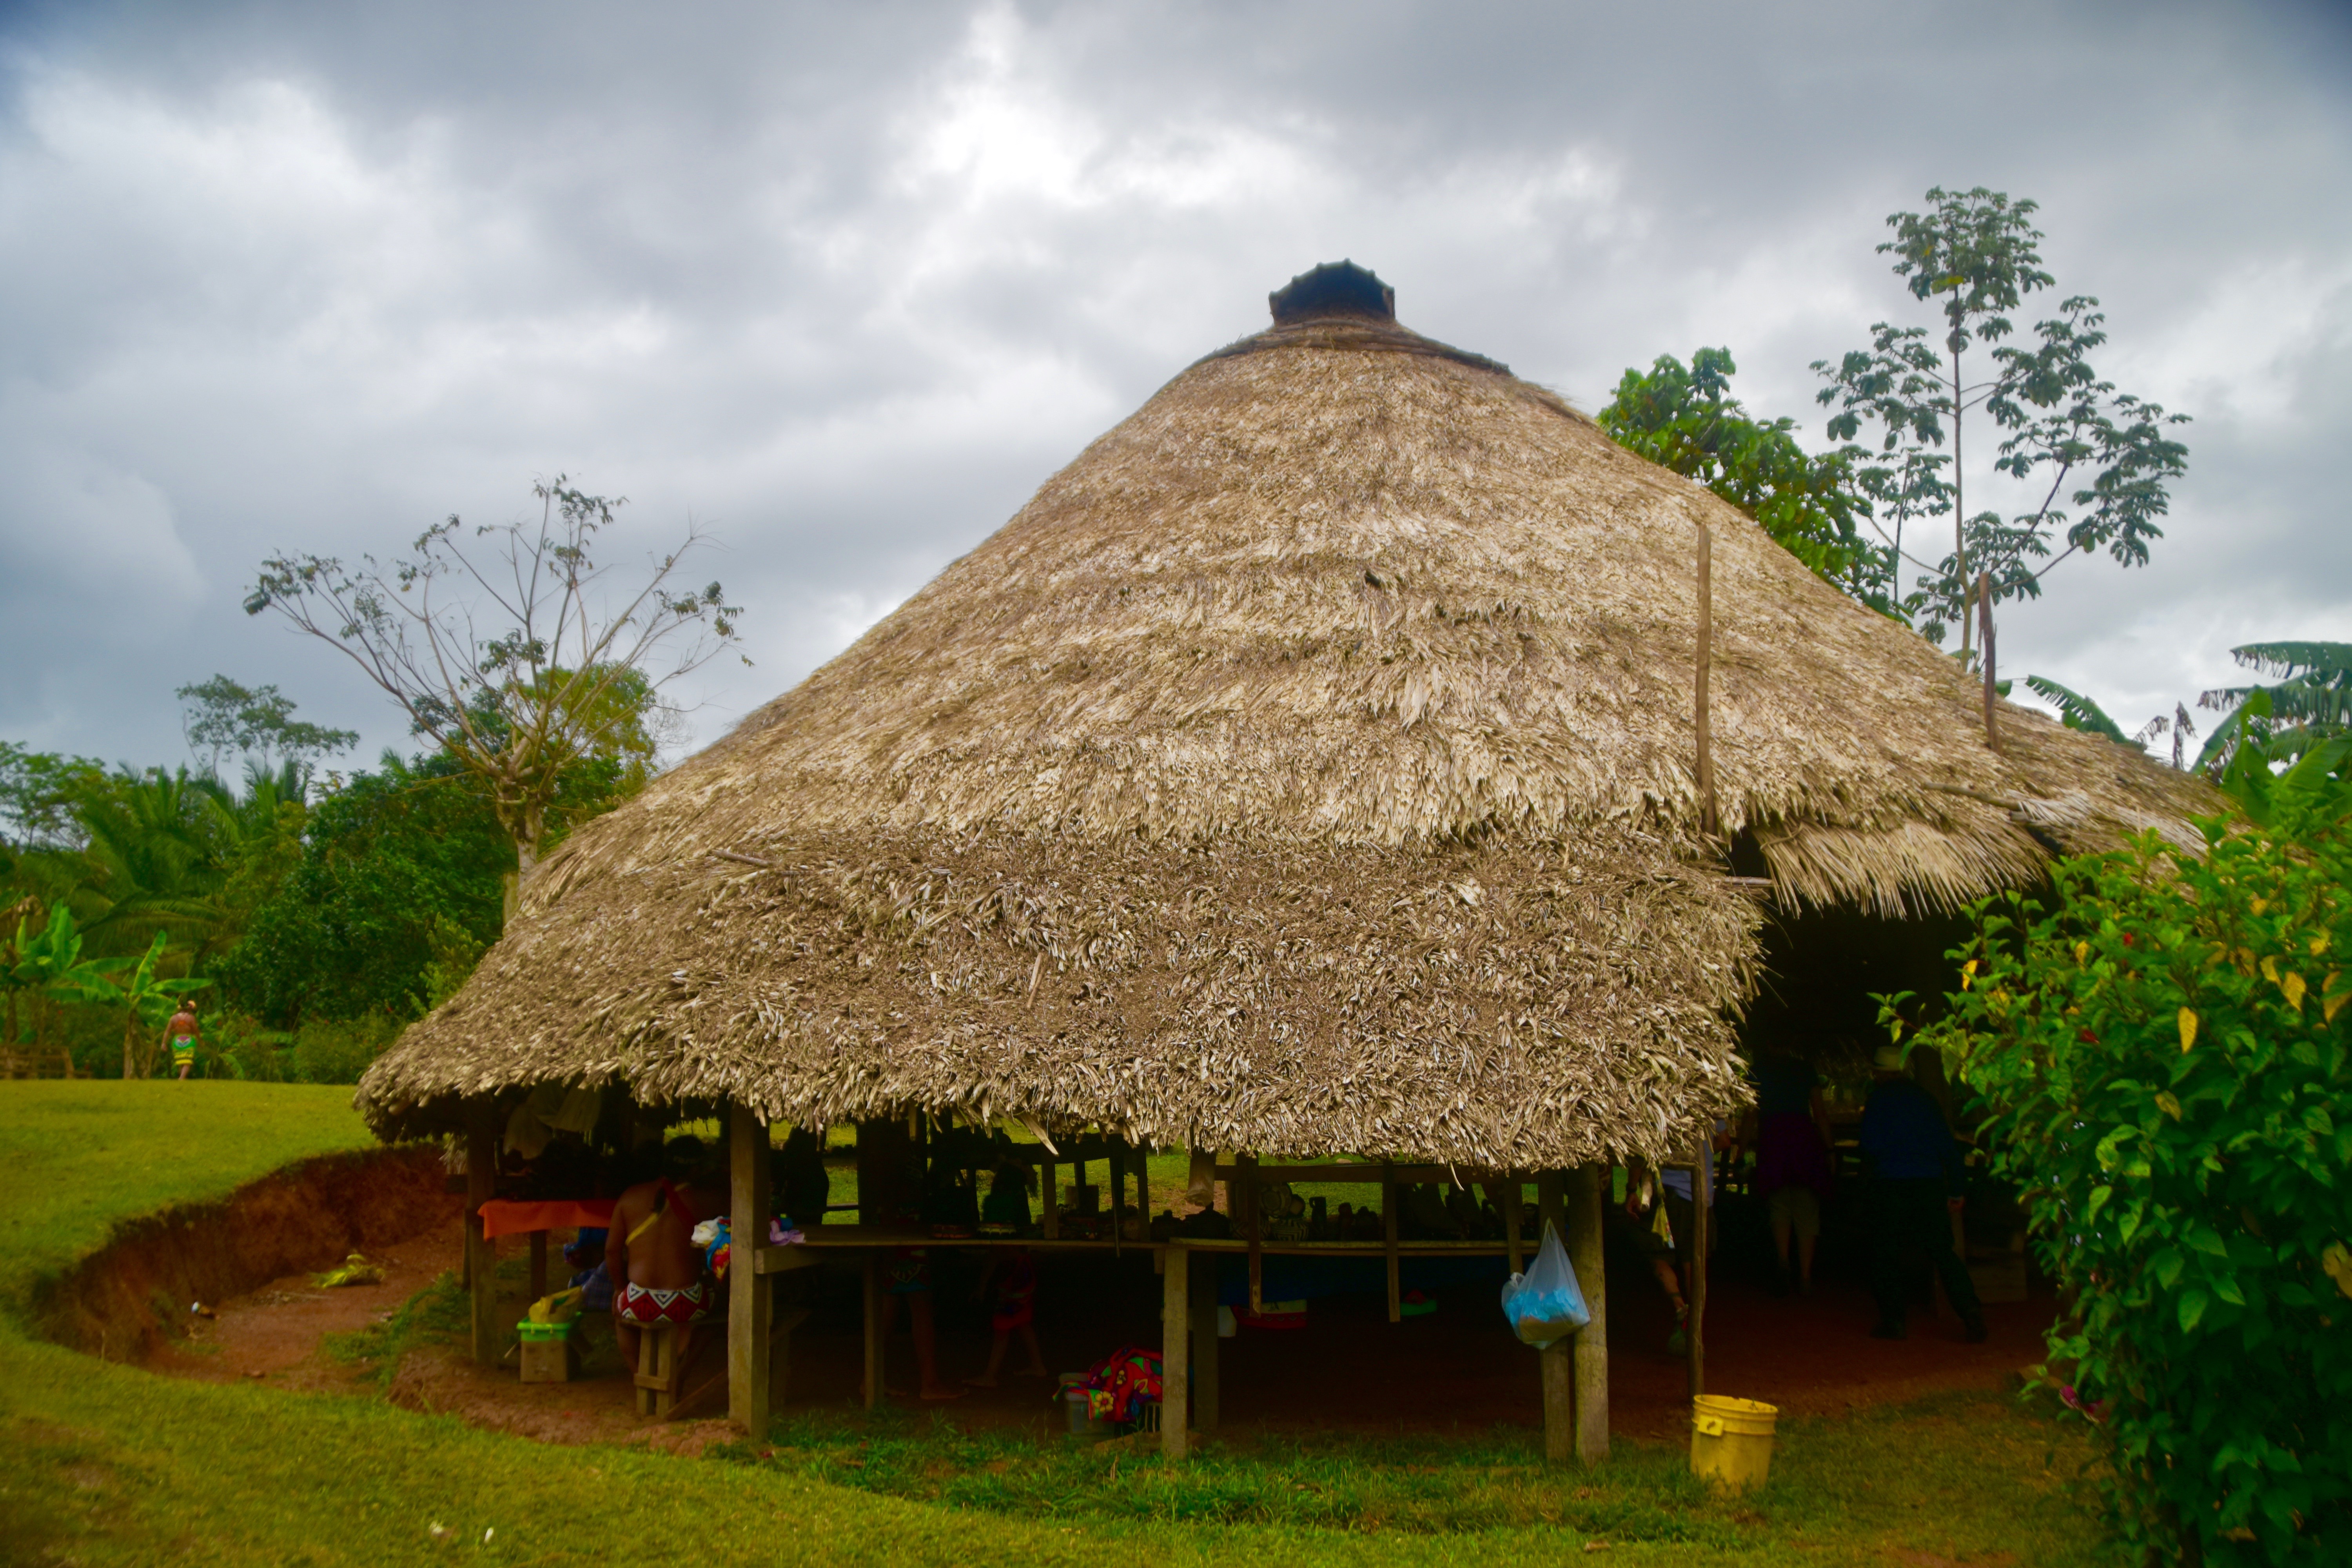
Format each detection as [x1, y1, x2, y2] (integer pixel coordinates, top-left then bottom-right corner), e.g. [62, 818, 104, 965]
[357, 266, 2216, 1163]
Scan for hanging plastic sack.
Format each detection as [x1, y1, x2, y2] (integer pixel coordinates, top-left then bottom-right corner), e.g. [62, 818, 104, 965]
[1500, 1221, 1591, 1346]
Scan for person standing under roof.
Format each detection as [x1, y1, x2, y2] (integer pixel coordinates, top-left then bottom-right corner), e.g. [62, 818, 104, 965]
[1859, 1046, 1985, 1343]
[1748, 1049, 1835, 1295]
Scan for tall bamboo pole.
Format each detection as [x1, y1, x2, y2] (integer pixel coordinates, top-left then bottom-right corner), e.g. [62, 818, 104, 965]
[1978, 570, 1999, 754]
[1695, 526, 1716, 836]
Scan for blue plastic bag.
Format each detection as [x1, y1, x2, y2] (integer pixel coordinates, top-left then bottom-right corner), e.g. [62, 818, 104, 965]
[1500, 1221, 1590, 1346]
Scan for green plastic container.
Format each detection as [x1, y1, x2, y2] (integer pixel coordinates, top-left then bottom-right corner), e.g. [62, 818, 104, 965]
[516, 1318, 577, 1342]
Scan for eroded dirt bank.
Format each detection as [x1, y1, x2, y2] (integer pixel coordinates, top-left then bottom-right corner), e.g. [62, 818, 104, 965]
[33, 1145, 460, 1361]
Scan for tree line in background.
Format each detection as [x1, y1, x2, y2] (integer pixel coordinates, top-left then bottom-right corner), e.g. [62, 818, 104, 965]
[1, 478, 740, 1082]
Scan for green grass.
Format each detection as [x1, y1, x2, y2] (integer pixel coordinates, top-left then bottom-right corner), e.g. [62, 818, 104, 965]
[0, 1083, 2118, 1564]
[0, 1081, 376, 1310]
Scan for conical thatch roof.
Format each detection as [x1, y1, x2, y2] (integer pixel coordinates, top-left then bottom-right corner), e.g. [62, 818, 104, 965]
[356, 264, 2215, 1165]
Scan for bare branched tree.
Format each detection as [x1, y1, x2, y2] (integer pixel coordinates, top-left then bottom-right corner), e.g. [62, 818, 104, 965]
[245, 477, 744, 920]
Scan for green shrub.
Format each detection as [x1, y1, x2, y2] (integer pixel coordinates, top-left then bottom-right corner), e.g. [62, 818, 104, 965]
[287, 1012, 403, 1084]
[1923, 802, 2352, 1563]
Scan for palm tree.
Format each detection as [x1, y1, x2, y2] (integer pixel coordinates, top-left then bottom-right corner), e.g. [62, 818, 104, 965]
[2198, 641, 2352, 770]
[72, 768, 221, 954]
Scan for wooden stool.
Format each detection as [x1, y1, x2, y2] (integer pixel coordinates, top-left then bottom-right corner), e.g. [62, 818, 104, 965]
[634, 1323, 682, 1417]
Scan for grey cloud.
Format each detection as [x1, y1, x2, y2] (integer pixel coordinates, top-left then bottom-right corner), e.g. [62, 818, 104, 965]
[2, 0, 2347, 766]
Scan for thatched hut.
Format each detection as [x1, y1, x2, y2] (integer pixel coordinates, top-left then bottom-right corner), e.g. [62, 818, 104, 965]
[358, 262, 2211, 1455]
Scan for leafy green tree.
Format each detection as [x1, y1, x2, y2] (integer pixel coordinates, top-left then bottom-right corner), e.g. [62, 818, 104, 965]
[1815, 188, 2190, 657]
[0, 744, 105, 852]
[245, 477, 741, 919]
[1919, 755, 2351, 1563]
[2198, 641, 2352, 770]
[214, 750, 510, 1025]
[175, 676, 358, 776]
[1598, 348, 1893, 609]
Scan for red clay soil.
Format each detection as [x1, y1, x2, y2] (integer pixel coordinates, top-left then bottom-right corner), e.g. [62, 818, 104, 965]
[147, 1216, 462, 1392]
[36, 1147, 459, 1362]
[127, 1214, 2049, 1450]
[768, 1256, 2051, 1442]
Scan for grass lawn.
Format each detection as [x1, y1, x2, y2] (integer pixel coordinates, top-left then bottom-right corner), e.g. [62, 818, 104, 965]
[0, 1083, 2116, 1565]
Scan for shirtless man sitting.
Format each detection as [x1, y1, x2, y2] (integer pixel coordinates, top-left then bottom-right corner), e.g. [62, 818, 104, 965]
[604, 1137, 727, 1387]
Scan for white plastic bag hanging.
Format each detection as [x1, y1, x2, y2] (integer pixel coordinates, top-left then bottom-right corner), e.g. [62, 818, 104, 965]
[1499, 1221, 1591, 1346]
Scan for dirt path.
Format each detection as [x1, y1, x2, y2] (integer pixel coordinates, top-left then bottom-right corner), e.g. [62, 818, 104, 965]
[149, 1216, 462, 1392]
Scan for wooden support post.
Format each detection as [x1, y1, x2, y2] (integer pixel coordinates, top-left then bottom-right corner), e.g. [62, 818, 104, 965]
[1134, 1145, 1152, 1220]
[1112, 1138, 1127, 1255]
[729, 1102, 773, 1438]
[1569, 1162, 1611, 1464]
[527, 1230, 548, 1306]
[1041, 1154, 1058, 1240]
[1242, 1156, 1263, 1313]
[1687, 1139, 1709, 1401]
[1537, 1171, 1573, 1463]
[1503, 1177, 1525, 1275]
[1161, 1241, 1191, 1461]
[466, 1111, 498, 1367]
[1381, 1162, 1402, 1323]
[860, 1252, 884, 1410]
[1695, 524, 1717, 837]
[1190, 1250, 1220, 1432]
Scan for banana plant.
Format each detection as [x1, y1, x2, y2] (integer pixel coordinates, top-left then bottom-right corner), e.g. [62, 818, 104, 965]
[68, 931, 214, 1079]
[2023, 674, 2129, 742]
[2197, 640, 2352, 769]
[6, 904, 131, 1055]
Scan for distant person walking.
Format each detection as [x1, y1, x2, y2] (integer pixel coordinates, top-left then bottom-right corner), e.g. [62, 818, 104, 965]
[1749, 1050, 1834, 1295]
[161, 1003, 201, 1080]
[1859, 1045, 1985, 1342]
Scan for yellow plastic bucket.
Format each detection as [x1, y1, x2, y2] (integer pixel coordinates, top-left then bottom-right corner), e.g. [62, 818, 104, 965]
[1690, 1395, 1778, 1490]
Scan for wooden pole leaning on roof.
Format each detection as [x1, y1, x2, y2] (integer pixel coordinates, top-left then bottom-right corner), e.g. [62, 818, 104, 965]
[728, 1101, 773, 1439]
[1568, 1163, 1611, 1463]
[465, 1105, 498, 1367]
[1694, 524, 1718, 837]
[1537, 1170, 1573, 1464]
[1977, 570, 2000, 754]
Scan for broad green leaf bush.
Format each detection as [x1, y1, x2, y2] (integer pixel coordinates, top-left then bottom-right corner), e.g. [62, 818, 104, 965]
[1924, 775, 2352, 1563]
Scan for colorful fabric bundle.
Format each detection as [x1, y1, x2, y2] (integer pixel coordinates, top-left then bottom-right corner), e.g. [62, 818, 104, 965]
[1080, 1344, 1163, 1424]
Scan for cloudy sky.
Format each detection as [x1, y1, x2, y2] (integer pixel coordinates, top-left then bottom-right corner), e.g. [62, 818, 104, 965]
[4, 0, 2347, 773]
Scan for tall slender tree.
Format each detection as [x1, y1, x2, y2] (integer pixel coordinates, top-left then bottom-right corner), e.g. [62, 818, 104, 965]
[1815, 188, 2190, 660]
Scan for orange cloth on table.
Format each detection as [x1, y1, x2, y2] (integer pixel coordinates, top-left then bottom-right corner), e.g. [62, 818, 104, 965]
[476, 1198, 617, 1239]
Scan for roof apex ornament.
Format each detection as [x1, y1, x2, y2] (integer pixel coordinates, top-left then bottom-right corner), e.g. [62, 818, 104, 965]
[1269, 260, 1395, 325]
